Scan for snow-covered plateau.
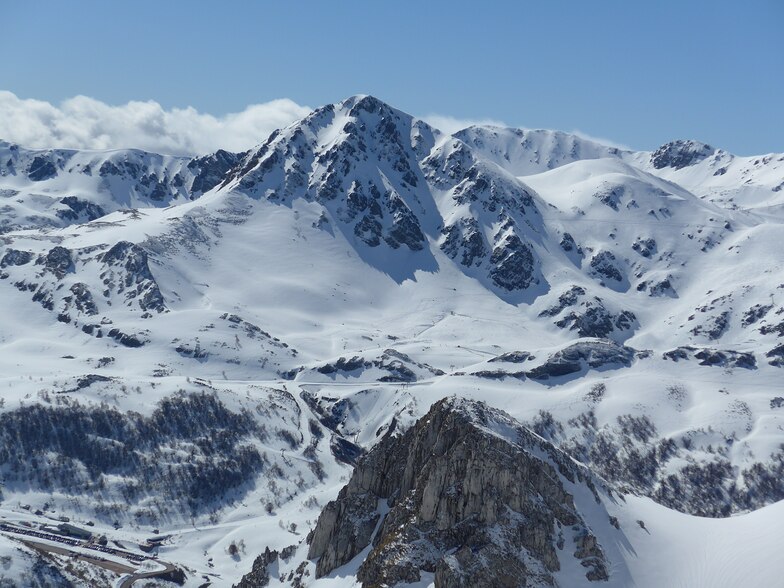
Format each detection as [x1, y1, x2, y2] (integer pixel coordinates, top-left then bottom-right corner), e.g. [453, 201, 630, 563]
[0, 95, 782, 587]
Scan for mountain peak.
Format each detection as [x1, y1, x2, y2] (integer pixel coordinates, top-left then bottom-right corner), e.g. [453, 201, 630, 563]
[650, 139, 716, 170]
[339, 94, 389, 113]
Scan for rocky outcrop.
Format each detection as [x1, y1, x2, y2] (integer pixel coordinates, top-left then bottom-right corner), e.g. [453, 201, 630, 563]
[234, 547, 278, 588]
[441, 217, 488, 268]
[310, 349, 444, 383]
[526, 339, 636, 380]
[188, 149, 245, 196]
[308, 398, 609, 587]
[56, 196, 106, 223]
[40, 246, 73, 279]
[100, 241, 166, 313]
[27, 155, 58, 181]
[650, 140, 715, 170]
[540, 286, 637, 341]
[0, 248, 33, 268]
[663, 346, 757, 369]
[589, 250, 624, 284]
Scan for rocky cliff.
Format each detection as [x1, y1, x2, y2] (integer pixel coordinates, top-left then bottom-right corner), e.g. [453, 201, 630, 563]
[306, 397, 610, 587]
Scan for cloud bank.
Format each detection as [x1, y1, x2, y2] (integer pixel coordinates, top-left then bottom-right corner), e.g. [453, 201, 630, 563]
[1, 91, 627, 156]
[0, 91, 313, 156]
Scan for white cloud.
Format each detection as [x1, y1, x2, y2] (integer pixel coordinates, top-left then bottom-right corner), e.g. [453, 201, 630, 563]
[0, 91, 632, 156]
[0, 91, 313, 156]
[420, 113, 508, 135]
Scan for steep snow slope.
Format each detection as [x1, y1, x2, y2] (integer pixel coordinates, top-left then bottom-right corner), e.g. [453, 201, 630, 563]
[0, 95, 782, 586]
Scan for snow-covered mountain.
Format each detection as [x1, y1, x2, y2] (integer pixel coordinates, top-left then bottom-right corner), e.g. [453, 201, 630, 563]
[0, 95, 782, 587]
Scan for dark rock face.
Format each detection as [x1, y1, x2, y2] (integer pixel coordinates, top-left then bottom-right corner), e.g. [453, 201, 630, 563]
[489, 232, 536, 291]
[663, 346, 756, 369]
[56, 196, 106, 223]
[308, 398, 609, 587]
[317, 356, 370, 375]
[100, 241, 166, 313]
[767, 344, 784, 367]
[488, 351, 532, 363]
[589, 251, 623, 284]
[526, 340, 635, 380]
[651, 140, 714, 170]
[541, 286, 636, 340]
[594, 185, 624, 211]
[0, 248, 34, 268]
[67, 283, 98, 316]
[539, 285, 586, 318]
[556, 304, 637, 339]
[559, 232, 582, 255]
[636, 276, 676, 298]
[188, 149, 244, 195]
[690, 311, 731, 341]
[742, 304, 773, 327]
[313, 349, 443, 382]
[234, 547, 277, 588]
[383, 192, 426, 251]
[27, 156, 58, 181]
[441, 217, 487, 268]
[40, 246, 73, 279]
[107, 328, 145, 348]
[632, 237, 657, 258]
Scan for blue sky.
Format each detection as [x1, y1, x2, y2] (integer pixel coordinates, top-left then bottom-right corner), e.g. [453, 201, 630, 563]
[1, 0, 782, 154]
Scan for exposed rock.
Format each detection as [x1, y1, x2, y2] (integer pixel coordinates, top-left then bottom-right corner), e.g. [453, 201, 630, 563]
[742, 304, 773, 327]
[636, 276, 676, 298]
[107, 328, 145, 348]
[469, 369, 526, 380]
[316, 356, 369, 375]
[383, 191, 425, 251]
[526, 340, 635, 380]
[589, 251, 623, 284]
[651, 140, 714, 170]
[559, 232, 582, 255]
[488, 351, 532, 363]
[561, 305, 636, 339]
[690, 311, 731, 340]
[27, 155, 58, 181]
[308, 398, 609, 587]
[441, 217, 487, 268]
[313, 350, 442, 382]
[100, 241, 166, 312]
[540, 285, 586, 317]
[188, 149, 245, 196]
[632, 237, 657, 258]
[56, 196, 106, 222]
[594, 185, 624, 211]
[489, 231, 536, 291]
[766, 344, 784, 367]
[40, 246, 73, 279]
[234, 547, 278, 588]
[0, 248, 33, 268]
[663, 346, 757, 369]
[67, 282, 98, 316]
[542, 287, 636, 340]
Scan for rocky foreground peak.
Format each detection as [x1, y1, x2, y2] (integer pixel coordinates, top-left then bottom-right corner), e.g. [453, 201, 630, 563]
[305, 397, 610, 587]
